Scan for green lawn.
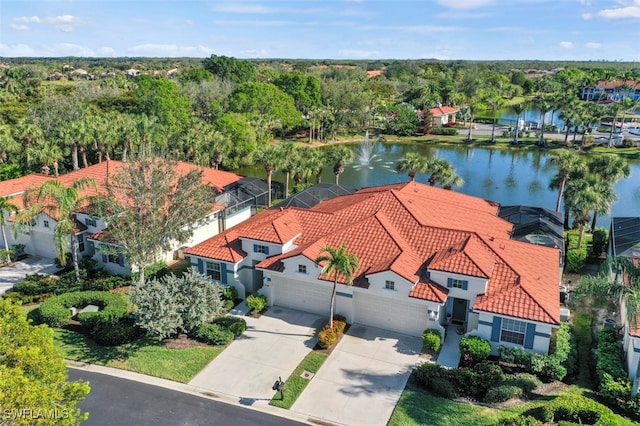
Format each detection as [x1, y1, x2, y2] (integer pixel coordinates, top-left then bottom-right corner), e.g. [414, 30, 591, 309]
[54, 329, 223, 383]
[389, 384, 637, 426]
[269, 351, 328, 409]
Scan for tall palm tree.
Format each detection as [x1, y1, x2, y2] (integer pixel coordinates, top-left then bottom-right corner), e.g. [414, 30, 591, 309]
[533, 96, 553, 146]
[278, 143, 298, 198]
[483, 92, 507, 143]
[397, 153, 428, 182]
[546, 151, 586, 213]
[314, 244, 360, 330]
[14, 178, 97, 280]
[510, 102, 527, 145]
[576, 257, 640, 328]
[587, 156, 630, 228]
[305, 148, 327, 184]
[564, 174, 615, 247]
[327, 145, 354, 185]
[0, 124, 20, 164]
[253, 146, 281, 207]
[0, 196, 19, 263]
[606, 102, 625, 148]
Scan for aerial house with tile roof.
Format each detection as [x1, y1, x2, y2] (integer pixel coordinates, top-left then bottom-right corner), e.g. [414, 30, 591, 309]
[185, 181, 562, 354]
[1, 160, 252, 275]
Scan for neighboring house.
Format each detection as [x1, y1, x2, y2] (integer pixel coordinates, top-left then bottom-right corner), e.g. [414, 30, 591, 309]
[581, 81, 640, 102]
[185, 182, 561, 354]
[609, 217, 640, 384]
[428, 105, 459, 127]
[498, 205, 565, 265]
[1, 160, 254, 276]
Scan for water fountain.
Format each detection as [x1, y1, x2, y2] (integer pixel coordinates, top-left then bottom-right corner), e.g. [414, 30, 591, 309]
[356, 131, 377, 165]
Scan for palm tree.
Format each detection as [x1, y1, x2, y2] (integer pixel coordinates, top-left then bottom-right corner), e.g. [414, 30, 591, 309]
[396, 153, 428, 182]
[278, 143, 298, 198]
[533, 96, 553, 146]
[305, 148, 327, 184]
[314, 244, 360, 330]
[253, 146, 281, 207]
[510, 102, 527, 145]
[606, 102, 625, 148]
[546, 151, 586, 213]
[564, 174, 615, 247]
[327, 145, 354, 185]
[426, 158, 463, 189]
[576, 257, 640, 328]
[0, 124, 20, 164]
[587, 156, 630, 228]
[14, 178, 97, 281]
[483, 92, 507, 143]
[0, 196, 19, 263]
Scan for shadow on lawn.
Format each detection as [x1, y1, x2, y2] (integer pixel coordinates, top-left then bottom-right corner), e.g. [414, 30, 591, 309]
[56, 327, 154, 365]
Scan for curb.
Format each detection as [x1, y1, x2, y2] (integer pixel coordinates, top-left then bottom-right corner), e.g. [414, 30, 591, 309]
[65, 360, 343, 426]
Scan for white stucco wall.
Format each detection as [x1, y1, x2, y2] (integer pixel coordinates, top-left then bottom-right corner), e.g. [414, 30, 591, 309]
[224, 207, 252, 230]
[625, 332, 640, 380]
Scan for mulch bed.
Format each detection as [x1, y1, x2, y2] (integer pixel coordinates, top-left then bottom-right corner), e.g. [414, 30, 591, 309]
[162, 334, 211, 350]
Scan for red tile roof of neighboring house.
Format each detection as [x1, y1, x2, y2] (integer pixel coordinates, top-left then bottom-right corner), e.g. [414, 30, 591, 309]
[186, 181, 561, 325]
[429, 106, 459, 116]
[596, 80, 640, 90]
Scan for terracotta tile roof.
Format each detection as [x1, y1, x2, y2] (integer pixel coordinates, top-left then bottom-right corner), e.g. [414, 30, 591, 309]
[187, 181, 560, 325]
[429, 106, 459, 116]
[596, 80, 640, 90]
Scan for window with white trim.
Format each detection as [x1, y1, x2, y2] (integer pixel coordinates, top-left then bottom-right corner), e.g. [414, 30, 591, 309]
[500, 318, 526, 345]
[451, 279, 465, 289]
[206, 261, 221, 281]
[43, 220, 50, 228]
[298, 264, 307, 274]
[254, 244, 268, 254]
[385, 280, 395, 290]
[85, 217, 97, 227]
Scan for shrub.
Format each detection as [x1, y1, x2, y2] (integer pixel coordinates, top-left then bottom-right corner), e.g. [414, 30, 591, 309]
[554, 323, 578, 377]
[211, 316, 247, 338]
[422, 328, 442, 352]
[529, 353, 567, 382]
[544, 394, 604, 424]
[54, 252, 73, 268]
[430, 376, 459, 399]
[590, 228, 608, 259]
[474, 361, 506, 388]
[497, 415, 543, 426]
[192, 322, 234, 345]
[414, 362, 445, 388]
[502, 373, 541, 393]
[431, 127, 458, 136]
[566, 247, 586, 273]
[38, 291, 129, 329]
[484, 385, 523, 403]
[220, 285, 239, 302]
[82, 275, 128, 292]
[246, 294, 268, 314]
[317, 318, 347, 349]
[448, 368, 483, 398]
[90, 316, 143, 346]
[459, 335, 491, 365]
[499, 346, 531, 367]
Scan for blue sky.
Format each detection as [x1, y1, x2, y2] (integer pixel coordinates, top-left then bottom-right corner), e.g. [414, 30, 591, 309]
[1, 0, 640, 60]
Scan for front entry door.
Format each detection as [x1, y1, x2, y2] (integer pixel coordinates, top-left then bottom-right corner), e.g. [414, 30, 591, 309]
[452, 298, 468, 325]
[251, 260, 263, 294]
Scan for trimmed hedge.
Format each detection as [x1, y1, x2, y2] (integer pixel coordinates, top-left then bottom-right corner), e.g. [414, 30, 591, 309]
[422, 328, 442, 352]
[502, 373, 541, 393]
[211, 316, 247, 338]
[430, 127, 458, 136]
[460, 335, 491, 365]
[485, 385, 523, 403]
[9, 272, 129, 303]
[192, 322, 235, 345]
[318, 317, 347, 350]
[497, 416, 543, 426]
[527, 394, 607, 424]
[39, 291, 129, 328]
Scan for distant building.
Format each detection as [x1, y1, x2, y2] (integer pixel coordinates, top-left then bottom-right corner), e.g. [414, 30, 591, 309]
[581, 81, 640, 102]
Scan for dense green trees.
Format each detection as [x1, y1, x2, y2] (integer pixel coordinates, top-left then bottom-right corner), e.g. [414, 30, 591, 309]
[0, 298, 90, 426]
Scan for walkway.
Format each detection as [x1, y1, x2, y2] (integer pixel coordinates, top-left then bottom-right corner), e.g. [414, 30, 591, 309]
[436, 328, 463, 368]
[0, 256, 58, 295]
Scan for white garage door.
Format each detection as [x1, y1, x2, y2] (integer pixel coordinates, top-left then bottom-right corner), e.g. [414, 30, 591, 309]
[272, 279, 331, 316]
[354, 292, 429, 337]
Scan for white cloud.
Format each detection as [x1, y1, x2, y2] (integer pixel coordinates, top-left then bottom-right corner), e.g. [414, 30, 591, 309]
[213, 19, 291, 27]
[398, 25, 462, 33]
[127, 44, 213, 57]
[13, 16, 41, 23]
[38, 15, 83, 31]
[585, 42, 601, 48]
[338, 49, 382, 58]
[582, 12, 592, 20]
[560, 41, 574, 49]
[97, 47, 117, 56]
[10, 24, 29, 31]
[436, 0, 492, 9]
[597, 2, 640, 19]
[0, 43, 37, 56]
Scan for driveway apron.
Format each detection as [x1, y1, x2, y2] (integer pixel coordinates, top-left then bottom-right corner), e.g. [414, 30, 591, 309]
[0, 256, 58, 295]
[189, 307, 324, 406]
[292, 325, 422, 426]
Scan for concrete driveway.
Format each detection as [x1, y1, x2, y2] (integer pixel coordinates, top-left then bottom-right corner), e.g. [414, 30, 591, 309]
[0, 256, 58, 295]
[189, 306, 325, 406]
[292, 325, 422, 426]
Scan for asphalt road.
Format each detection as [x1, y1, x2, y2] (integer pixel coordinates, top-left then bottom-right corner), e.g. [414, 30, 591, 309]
[68, 368, 306, 426]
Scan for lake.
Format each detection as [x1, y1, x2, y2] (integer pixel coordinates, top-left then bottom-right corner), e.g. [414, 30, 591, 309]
[237, 143, 640, 230]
